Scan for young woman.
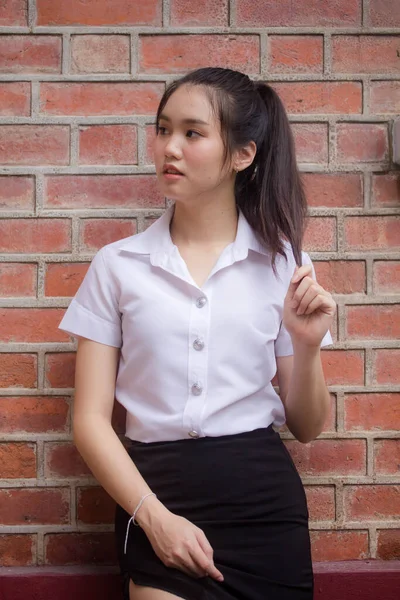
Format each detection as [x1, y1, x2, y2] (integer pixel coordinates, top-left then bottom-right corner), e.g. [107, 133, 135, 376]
[59, 67, 335, 600]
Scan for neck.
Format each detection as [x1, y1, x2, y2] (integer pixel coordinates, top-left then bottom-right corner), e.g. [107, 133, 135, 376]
[169, 200, 239, 249]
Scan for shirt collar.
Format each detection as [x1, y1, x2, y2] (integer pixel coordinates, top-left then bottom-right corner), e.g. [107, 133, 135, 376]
[117, 203, 270, 261]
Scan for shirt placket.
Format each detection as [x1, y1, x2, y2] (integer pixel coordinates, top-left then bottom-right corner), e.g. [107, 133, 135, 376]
[182, 286, 212, 438]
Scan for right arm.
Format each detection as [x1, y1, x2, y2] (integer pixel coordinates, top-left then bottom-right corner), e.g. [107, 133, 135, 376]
[73, 337, 223, 582]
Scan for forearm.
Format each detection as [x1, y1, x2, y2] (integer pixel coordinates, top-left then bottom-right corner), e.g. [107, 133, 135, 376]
[73, 414, 166, 523]
[284, 344, 330, 443]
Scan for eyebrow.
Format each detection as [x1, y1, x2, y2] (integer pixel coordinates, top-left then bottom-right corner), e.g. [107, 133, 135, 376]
[158, 114, 210, 127]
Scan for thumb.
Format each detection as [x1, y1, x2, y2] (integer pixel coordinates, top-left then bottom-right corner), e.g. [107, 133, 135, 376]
[286, 265, 300, 299]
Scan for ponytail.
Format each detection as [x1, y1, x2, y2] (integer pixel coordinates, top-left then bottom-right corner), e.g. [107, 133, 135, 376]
[235, 82, 307, 268]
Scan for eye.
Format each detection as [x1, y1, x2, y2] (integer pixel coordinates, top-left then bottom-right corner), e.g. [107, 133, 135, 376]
[157, 126, 168, 135]
[186, 130, 201, 138]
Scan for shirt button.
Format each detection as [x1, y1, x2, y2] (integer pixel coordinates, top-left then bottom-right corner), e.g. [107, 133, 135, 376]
[193, 338, 204, 351]
[196, 296, 207, 308]
[188, 430, 199, 439]
[191, 382, 203, 396]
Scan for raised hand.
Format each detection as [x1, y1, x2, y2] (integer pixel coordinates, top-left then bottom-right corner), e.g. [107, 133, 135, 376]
[283, 264, 336, 348]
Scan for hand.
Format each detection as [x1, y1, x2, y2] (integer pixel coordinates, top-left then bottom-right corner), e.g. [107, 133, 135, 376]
[136, 500, 224, 582]
[283, 264, 336, 348]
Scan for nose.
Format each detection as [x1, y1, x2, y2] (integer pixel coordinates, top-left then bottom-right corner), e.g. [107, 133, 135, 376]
[163, 134, 182, 159]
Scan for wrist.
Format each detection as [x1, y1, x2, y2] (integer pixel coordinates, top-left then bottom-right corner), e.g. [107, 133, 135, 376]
[134, 495, 168, 530]
[292, 339, 321, 357]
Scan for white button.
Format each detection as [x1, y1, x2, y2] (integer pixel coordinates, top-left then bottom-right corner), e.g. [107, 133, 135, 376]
[188, 430, 199, 438]
[193, 338, 204, 351]
[196, 296, 207, 308]
[191, 382, 203, 396]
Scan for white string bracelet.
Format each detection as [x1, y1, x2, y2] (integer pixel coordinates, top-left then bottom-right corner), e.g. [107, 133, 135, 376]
[124, 492, 157, 555]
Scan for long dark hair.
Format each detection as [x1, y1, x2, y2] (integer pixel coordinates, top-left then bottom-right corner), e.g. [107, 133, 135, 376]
[155, 67, 307, 267]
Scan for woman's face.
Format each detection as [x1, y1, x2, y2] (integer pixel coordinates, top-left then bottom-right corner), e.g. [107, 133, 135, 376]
[153, 85, 233, 203]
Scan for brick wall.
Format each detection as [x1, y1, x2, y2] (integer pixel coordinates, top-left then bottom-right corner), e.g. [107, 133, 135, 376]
[0, 0, 399, 567]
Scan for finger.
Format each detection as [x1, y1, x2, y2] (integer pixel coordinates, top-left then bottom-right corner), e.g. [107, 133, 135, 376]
[196, 531, 224, 581]
[196, 530, 213, 561]
[287, 265, 313, 299]
[304, 293, 336, 316]
[296, 284, 320, 315]
[290, 276, 317, 308]
[189, 545, 224, 582]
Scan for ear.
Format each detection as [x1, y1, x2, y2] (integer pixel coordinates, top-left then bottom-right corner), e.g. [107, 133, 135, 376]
[233, 141, 257, 173]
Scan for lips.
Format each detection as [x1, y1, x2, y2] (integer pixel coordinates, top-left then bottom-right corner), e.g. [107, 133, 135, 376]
[163, 164, 184, 175]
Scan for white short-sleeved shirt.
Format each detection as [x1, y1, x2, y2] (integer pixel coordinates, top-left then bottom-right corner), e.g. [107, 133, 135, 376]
[59, 204, 332, 443]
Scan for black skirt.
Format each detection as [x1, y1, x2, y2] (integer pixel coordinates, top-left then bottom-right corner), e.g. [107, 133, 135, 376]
[115, 426, 313, 600]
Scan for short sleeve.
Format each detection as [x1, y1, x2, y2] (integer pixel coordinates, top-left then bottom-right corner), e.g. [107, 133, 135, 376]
[274, 252, 333, 357]
[58, 248, 122, 348]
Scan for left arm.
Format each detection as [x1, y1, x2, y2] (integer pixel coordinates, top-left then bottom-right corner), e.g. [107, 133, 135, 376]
[276, 264, 336, 443]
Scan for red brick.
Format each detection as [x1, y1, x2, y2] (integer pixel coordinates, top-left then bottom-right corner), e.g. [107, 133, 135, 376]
[45, 532, 117, 565]
[371, 81, 400, 114]
[44, 175, 164, 209]
[373, 261, 400, 294]
[302, 173, 363, 208]
[0, 36, 61, 73]
[37, 0, 161, 26]
[344, 485, 400, 520]
[303, 217, 336, 252]
[377, 529, 400, 560]
[0, 443, 36, 478]
[0, 219, 71, 253]
[0, 263, 37, 297]
[332, 36, 400, 74]
[0, 354, 37, 388]
[40, 82, 163, 116]
[0, 396, 70, 434]
[0, 488, 69, 525]
[0, 0, 27, 26]
[305, 486, 335, 521]
[236, 0, 361, 26]
[374, 440, 400, 475]
[145, 124, 156, 165]
[45, 263, 89, 297]
[345, 393, 400, 431]
[322, 350, 365, 386]
[369, 1, 400, 27]
[0, 126, 69, 166]
[272, 82, 362, 114]
[77, 487, 116, 524]
[139, 35, 259, 74]
[374, 350, 400, 384]
[314, 261, 365, 294]
[344, 216, 399, 251]
[346, 305, 400, 340]
[0, 534, 35, 566]
[292, 124, 328, 164]
[45, 353, 76, 388]
[79, 125, 137, 165]
[311, 530, 368, 562]
[336, 124, 388, 163]
[285, 439, 366, 476]
[0, 82, 30, 116]
[0, 176, 34, 211]
[269, 36, 323, 74]
[71, 35, 130, 74]
[170, 0, 228, 25]
[44, 442, 92, 478]
[372, 173, 400, 207]
[0, 309, 69, 343]
[80, 219, 137, 252]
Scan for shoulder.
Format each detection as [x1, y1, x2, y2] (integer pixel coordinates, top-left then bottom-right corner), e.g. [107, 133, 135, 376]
[92, 231, 145, 266]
